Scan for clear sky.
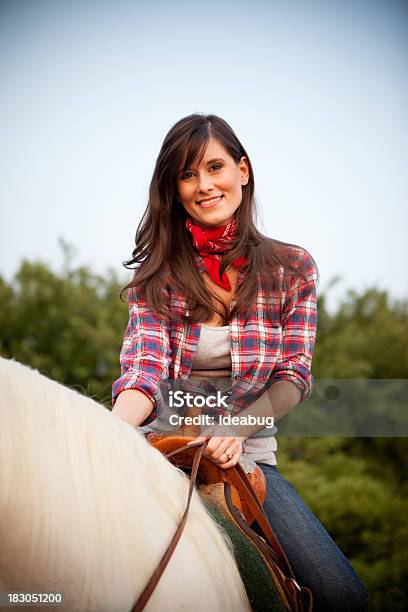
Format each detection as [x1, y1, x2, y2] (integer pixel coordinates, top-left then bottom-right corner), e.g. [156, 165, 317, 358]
[1, 0, 407, 313]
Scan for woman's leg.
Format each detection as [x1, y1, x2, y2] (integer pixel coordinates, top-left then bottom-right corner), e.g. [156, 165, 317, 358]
[255, 464, 368, 612]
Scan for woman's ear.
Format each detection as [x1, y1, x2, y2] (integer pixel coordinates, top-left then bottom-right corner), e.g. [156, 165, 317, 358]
[239, 156, 250, 185]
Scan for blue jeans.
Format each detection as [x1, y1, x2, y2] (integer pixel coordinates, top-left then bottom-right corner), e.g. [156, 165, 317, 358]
[255, 464, 369, 611]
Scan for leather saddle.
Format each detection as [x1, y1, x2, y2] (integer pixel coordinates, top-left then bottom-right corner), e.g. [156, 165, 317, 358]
[145, 431, 266, 525]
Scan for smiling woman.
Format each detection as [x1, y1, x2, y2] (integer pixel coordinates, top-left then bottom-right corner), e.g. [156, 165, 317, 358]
[111, 113, 369, 610]
[176, 138, 249, 228]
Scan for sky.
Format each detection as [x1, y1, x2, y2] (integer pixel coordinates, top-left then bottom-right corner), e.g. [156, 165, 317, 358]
[1, 0, 407, 313]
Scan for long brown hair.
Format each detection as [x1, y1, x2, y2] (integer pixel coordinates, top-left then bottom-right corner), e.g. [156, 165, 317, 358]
[123, 113, 318, 324]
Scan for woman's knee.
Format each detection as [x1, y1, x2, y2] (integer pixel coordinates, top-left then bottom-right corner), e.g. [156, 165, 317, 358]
[312, 567, 368, 612]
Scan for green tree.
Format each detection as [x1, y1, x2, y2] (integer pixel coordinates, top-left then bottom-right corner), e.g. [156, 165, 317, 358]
[0, 251, 128, 404]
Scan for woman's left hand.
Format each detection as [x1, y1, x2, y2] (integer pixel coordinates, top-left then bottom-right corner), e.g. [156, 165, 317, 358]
[187, 426, 247, 469]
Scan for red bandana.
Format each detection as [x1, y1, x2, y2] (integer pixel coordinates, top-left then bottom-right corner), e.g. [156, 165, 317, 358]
[185, 217, 247, 290]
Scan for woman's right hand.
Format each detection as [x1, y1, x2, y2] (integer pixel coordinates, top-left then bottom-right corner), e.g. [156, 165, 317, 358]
[187, 425, 247, 469]
[111, 389, 154, 428]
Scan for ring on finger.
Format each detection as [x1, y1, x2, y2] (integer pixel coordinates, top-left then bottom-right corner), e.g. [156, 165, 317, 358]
[224, 449, 232, 461]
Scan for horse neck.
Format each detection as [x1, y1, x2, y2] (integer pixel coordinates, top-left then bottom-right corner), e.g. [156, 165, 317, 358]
[0, 357, 250, 611]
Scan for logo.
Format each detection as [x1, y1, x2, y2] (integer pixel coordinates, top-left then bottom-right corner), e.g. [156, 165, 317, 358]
[168, 390, 229, 409]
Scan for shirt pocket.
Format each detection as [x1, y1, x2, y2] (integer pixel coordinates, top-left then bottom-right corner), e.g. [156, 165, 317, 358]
[257, 320, 282, 378]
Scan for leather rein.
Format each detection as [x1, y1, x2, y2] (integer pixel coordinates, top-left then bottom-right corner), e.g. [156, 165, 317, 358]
[131, 441, 207, 612]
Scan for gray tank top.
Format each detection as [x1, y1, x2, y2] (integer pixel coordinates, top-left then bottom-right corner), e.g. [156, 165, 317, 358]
[189, 324, 277, 465]
[191, 324, 231, 376]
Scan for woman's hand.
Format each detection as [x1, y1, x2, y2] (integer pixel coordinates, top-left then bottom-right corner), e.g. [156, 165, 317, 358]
[187, 426, 247, 469]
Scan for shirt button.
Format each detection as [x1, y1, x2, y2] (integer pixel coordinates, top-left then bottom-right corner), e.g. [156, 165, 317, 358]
[231, 337, 239, 343]
[234, 375, 240, 380]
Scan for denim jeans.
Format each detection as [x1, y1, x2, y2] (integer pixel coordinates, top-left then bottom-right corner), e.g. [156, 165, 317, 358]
[255, 464, 369, 611]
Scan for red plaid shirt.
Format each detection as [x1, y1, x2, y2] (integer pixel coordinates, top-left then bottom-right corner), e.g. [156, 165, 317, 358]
[112, 247, 318, 424]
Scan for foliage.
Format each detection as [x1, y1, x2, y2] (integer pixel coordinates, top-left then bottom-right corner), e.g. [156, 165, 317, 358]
[278, 437, 408, 611]
[0, 246, 407, 611]
[314, 288, 408, 379]
[0, 250, 128, 405]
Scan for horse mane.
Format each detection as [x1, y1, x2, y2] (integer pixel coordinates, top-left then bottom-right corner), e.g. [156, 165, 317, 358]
[0, 357, 249, 611]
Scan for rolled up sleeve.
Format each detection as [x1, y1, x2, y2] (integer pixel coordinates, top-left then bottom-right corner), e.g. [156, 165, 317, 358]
[112, 285, 171, 424]
[269, 249, 318, 402]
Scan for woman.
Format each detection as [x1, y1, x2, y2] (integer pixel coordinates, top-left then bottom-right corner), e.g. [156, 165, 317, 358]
[112, 114, 368, 611]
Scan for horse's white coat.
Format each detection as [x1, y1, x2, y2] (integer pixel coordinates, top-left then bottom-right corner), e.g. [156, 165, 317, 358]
[0, 357, 251, 611]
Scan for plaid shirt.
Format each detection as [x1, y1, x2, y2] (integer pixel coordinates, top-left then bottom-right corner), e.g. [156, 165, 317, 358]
[112, 247, 318, 424]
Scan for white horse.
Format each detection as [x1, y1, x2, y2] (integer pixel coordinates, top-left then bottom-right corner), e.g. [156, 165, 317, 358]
[0, 356, 251, 612]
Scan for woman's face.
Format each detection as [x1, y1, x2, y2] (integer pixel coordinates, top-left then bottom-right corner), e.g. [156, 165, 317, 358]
[176, 137, 249, 228]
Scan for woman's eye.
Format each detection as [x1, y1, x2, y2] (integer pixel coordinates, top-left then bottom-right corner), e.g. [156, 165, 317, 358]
[180, 164, 222, 180]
